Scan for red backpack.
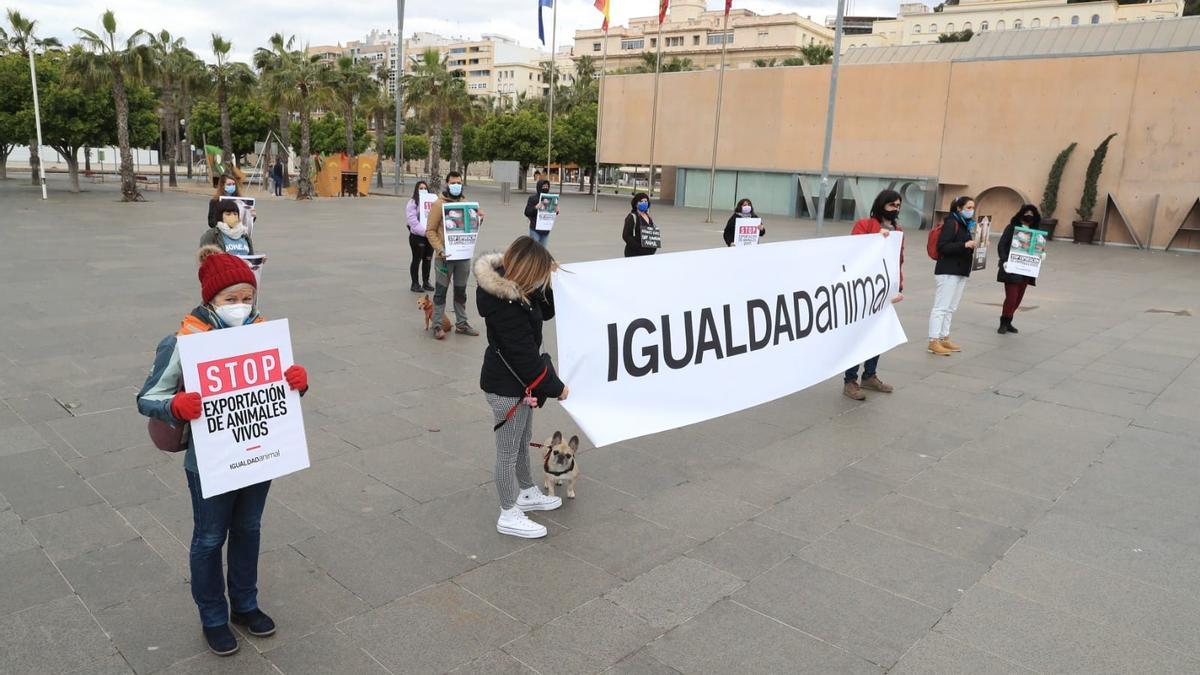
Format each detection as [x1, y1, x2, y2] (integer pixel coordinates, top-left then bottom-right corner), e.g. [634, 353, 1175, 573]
[926, 218, 958, 260]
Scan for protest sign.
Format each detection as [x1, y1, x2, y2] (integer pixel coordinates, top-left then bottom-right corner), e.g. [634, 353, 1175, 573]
[417, 191, 438, 233]
[971, 215, 991, 271]
[535, 193, 559, 232]
[443, 201, 482, 261]
[1005, 226, 1049, 278]
[734, 217, 762, 247]
[553, 233, 907, 447]
[178, 319, 310, 498]
[220, 195, 256, 236]
[236, 254, 265, 288]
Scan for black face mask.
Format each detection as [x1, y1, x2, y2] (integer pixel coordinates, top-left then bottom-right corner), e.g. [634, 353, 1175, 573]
[1021, 214, 1036, 224]
[881, 210, 899, 222]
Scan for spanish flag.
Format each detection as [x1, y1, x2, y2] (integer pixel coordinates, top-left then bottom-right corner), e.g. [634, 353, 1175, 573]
[594, 0, 610, 31]
[659, 0, 670, 24]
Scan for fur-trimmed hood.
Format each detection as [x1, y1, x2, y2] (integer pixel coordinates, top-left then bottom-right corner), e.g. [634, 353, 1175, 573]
[474, 253, 523, 302]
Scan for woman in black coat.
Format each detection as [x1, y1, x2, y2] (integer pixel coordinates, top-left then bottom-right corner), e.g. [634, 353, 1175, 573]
[476, 237, 568, 539]
[927, 195, 977, 355]
[723, 198, 767, 246]
[996, 204, 1041, 335]
[622, 192, 659, 257]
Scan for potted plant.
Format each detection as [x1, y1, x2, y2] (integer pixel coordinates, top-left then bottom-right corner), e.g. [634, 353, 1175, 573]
[1038, 142, 1076, 240]
[1072, 133, 1117, 245]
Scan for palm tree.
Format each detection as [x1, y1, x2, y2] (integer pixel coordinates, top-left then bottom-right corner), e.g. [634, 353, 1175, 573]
[148, 30, 193, 187]
[445, 80, 481, 174]
[72, 10, 151, 201]
[177, 52, 208, 179]
[3, 10, 62, 186]
[800, 44, 833, 65]
[402, 49, 454, 189]
[253, 33, 296, 188]
[272, 49, 326, 199]
[326, 56, 375, 157]
[364, 62, 395, 188]
[209, 33, 256, 168]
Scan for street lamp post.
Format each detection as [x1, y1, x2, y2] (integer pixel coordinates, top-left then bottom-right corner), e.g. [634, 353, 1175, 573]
[394, 0, 406, 194]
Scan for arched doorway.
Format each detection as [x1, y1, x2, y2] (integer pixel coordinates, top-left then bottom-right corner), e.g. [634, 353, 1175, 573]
[975, 185, 1030, 226]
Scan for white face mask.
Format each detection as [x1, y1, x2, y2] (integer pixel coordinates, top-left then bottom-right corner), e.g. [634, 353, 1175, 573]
[741, 205, 753, 214]
[215, 303, 252, 328]
[961, 209, 975, 220]
[217, 221, 246, 239]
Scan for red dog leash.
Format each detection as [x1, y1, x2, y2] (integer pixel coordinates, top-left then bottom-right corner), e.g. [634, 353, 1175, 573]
[493, 366, 547, 431]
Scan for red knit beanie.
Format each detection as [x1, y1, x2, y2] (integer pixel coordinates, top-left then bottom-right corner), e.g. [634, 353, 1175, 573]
[198, 247, 257, 303]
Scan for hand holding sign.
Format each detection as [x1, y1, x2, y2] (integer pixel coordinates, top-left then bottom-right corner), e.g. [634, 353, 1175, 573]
[171, 392, 202, 421]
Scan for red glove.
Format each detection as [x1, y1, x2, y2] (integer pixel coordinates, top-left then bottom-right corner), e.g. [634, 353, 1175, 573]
[285, 365, 308, 392]
[170, 392, 202, 421]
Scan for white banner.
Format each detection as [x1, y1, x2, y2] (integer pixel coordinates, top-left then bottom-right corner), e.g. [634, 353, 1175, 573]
[536, 193, 559, 232]
[734, 217, 761, 247]
[443, 201, 482, 261]
[178, 319, 310, 498]
[553, 234, 907, 447]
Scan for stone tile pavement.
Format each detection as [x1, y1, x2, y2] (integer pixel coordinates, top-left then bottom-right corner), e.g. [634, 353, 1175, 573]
[1, 175, 1199, 673]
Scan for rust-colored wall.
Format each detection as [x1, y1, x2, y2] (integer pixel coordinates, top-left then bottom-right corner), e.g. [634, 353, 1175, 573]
[599, 50, 1200, 248]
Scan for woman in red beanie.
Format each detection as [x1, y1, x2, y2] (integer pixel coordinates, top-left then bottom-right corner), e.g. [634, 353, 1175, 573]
[136, 245, 309, 657]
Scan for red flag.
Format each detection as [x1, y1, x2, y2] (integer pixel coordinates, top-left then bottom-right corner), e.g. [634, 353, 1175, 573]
[725, 0, 732, 16]
[659, 0, 669, 24]
[594, 0, 610, 31]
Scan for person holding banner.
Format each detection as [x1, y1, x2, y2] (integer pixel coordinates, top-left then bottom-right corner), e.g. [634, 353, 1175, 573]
[524, 179, 559, 246]
[843, 190, 906, 399]
[207, 175, 256, 229]
[405, 180, 435, 293]
[476, 237, 568, 538]
[200, 201, 257, 257]
[425, 171, 484, 339]
[995, 204, 1041, 335]
[928, 196, 977, 355]
[723, 198, 767, 247]
[622, 193, 660, 257]
[136, 247, 309, 657]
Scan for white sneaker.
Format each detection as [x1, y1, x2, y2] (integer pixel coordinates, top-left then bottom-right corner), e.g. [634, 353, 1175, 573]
[497, 507, 547, 539]
[516, 487, 562, 512]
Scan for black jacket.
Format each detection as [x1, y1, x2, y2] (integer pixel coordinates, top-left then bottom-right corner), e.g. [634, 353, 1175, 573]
[996, 218, 1038, 286]
[935, 213, 975, 277]
[623, 212, 658, 257]
[475, 253, 565, 399]
[723, 213, 766, 246]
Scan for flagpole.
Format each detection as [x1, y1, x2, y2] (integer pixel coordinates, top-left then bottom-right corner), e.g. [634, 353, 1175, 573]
[28, 48, 48, 200]
[546, 0, 558, 183]
[704, 9, 730, 223]
[393, 0, 406, 195]
[592, 25, 609, 212]
[815, 0, 846, 237]
[647, 9, 665, 198]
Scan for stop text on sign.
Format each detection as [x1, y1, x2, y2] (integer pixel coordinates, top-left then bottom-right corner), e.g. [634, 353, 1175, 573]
[197, 349, 283, 395]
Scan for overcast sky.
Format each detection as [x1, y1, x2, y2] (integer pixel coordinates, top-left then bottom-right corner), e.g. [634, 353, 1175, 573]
[11, 0, 897, 63]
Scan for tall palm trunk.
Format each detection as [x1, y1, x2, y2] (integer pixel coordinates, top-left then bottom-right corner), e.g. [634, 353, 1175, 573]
[297, 107, 313, 199]
[374, 111, 385, 188]
[111, 65, 139, 201]
[183, 93, 193, 179]
[218, 80, 233, 169]
[166, 105, 179, 187]
[429, 120, 443, 190]
[28, 142, 39, 186]
[278, 110, 291, 188]
[84, 147, 91, 172]
[451, 121, 463, 175]
[343, 103, 355, 157]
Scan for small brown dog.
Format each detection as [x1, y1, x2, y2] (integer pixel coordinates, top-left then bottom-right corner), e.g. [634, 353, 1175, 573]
[541, 431, 580, 499]
[417, 294, 452, 332]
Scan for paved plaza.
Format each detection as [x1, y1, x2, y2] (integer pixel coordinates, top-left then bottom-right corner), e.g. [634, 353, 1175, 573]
[1, 175, 1199, 674]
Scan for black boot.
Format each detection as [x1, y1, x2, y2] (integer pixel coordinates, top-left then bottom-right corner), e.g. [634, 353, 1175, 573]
[1006, 318, 1019, 334]
[998, 317, 1009, 334]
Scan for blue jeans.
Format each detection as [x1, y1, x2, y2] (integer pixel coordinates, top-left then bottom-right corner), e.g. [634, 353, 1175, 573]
[844, 355, 880, 383]
[528, 228, 550, 246]
[185, 470, 271, 627]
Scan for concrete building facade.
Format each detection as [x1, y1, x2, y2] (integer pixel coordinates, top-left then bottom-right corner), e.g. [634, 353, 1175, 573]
[574, 0, 834, 71]
[595, 17, 1200, 250]
[846, 0, 1184, 49]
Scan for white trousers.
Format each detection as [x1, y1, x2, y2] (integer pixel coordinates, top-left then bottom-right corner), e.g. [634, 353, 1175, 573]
[929, 274, 968, 339]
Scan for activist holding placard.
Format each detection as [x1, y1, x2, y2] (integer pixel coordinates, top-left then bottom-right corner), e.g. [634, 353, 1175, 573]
[723, 198, 767, 247]
[996, 204, 1045, 335]
[843, 189, 906, 400]
[425, 171, 484, 339]
[927, 196, 977, 356]
[553, 232, 907, 448]
[623, 192, 660, 257]
[136, 246, 309, 657]
[476, 237, 569, 539]
[405, 180, 434, 293]
[524, 179, 559, 246]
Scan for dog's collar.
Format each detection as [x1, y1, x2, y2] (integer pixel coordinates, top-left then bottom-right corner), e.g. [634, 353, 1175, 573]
[543, 457, 575, 476]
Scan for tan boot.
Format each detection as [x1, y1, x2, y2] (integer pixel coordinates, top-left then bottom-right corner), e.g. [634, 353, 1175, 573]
[940, 336, 962, 352]
[842, 380, 866, 400]
[861, 376, 894, 393]
[928, 339, 952, 356]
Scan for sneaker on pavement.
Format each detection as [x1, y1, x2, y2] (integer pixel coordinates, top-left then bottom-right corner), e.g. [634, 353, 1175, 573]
[497, 507, 547, 538]
[231, 608, 276, 637]
[516, 486, 562, 512]
[455, 323, 480, 336]
[842, 380, 866, 400]
[940, 336, 962, 352]
[928, 339, 952, 356]
[203, 625, 239, 656]
[861, 376, 894, 393]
